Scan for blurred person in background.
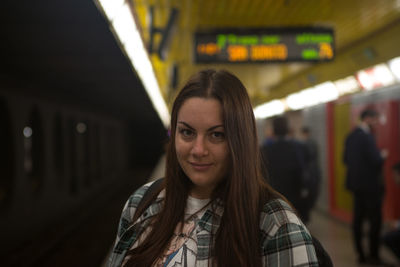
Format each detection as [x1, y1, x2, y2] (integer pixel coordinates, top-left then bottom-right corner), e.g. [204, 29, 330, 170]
[300, 126, 321, 221]
[344, 109, 388, 265]
[261, 116, 309, 223]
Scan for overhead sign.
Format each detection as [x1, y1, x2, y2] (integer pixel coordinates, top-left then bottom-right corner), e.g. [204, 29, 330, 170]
[194, 27, 334, 63]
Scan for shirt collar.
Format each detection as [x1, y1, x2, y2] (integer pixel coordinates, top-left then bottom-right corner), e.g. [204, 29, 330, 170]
[193, 198, 224, 234]
[359, 122, 370, 133]
[145, 192, 225, 234]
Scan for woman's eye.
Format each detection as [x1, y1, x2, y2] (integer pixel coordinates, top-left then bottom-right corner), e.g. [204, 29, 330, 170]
[210, 131, 225, 141]
[179, 129, 193, 138]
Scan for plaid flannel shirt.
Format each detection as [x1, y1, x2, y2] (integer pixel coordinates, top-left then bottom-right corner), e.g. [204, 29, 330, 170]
[108, 181, 319, 267]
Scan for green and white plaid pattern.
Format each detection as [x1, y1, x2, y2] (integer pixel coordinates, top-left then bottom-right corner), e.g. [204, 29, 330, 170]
[108, 181, 319, 267]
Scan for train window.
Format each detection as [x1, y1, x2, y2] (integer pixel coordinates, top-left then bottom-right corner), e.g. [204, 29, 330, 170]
[0, 97, 14, 211]
[92, 123, 101, 180]
[24, 106, 44, 196]
[53, 113, 64, 185]
[67, 118, 78, 195]
[76, 121, 91, 187]
[106, 126, 117, 176]
[84, 121, 91, 184]
[83, 122, 90, 187]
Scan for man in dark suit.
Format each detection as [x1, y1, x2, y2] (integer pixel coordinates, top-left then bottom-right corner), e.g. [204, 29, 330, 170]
[344, 109, 388, 265]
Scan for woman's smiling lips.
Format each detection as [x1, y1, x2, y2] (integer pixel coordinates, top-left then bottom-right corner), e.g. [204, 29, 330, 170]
[189, 162, 213, 171]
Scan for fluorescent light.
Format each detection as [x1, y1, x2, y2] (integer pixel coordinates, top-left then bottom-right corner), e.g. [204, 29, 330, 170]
[291, 87, 318, 109]
[313, 81, 338, 103]
[112, 4, 137, 45]
[388, 56, 400, 81]
[97, 0, 170, 128]
[254, 100, 285, 119]
[374, 64, 395, 86]
[257, 57, 400, 116]
[286, 91, 306, 110]
[286, 82, 338, 111]
[300, 88, 317, 107]
[357, 70, 374, 90]
[98, 0, 125, 21]
[334, 76, 360, 96]
[356, 63, 395, 91]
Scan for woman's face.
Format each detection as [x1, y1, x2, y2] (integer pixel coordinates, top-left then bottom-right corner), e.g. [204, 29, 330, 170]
[175, 97, 229, 199]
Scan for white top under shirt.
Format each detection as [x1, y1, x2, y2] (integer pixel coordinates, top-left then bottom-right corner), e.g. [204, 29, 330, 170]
[123, 196, 210, 267]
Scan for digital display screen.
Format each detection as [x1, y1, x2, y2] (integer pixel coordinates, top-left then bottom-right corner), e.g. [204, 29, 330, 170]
[194, 27, 334, 63]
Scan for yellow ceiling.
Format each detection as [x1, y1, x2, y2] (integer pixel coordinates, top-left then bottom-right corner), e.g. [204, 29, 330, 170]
[131, 0, 400, 107]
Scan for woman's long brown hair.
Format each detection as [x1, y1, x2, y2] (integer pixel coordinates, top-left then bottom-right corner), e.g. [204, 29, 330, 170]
[125, 69, 279, 267]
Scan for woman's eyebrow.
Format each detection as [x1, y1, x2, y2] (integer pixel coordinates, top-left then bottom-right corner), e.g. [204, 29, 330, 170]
[177, 121, 194, 130]
[177, 121, 224, 132]
[208, 125, 224, 131]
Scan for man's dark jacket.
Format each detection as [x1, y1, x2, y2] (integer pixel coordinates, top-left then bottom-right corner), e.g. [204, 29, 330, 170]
[344, 127, 384, 193]
[261, 138, 305, 206]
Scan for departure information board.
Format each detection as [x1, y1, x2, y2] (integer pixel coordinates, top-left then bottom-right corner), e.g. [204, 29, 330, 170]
[194, 27, 334, 63]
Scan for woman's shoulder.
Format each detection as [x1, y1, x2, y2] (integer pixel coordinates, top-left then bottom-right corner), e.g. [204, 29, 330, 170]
[118, 180, 164, 228]
[260, 198, 305, 233]
[259, 199, 318, 265]
[125, 179, 163, 208]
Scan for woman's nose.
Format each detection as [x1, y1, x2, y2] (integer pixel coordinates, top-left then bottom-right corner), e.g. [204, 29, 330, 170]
[191, 136, 208, 157]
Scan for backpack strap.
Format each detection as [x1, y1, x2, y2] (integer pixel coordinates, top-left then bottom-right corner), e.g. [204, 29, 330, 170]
[134, 178, 164, 218]
[311, 235, 333, 267]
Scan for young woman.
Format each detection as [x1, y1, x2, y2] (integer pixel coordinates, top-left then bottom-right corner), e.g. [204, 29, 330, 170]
[108, 69, 318, 267]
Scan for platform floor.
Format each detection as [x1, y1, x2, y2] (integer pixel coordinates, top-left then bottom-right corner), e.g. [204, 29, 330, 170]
[308, 210, 398, 266]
